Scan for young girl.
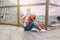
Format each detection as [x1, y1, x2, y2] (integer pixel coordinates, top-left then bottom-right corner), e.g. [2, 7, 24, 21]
[24, 14, 46, 32]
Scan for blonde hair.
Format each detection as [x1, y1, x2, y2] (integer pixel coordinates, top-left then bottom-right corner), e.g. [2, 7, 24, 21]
[30, 14, 36, 21]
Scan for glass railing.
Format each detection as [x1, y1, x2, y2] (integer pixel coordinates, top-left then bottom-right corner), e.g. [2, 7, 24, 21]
[0, 8, 17, 25]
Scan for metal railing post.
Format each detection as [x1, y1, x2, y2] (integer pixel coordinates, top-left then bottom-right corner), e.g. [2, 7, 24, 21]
[17, 0, 20, 27]
[45, 0, 49, 30]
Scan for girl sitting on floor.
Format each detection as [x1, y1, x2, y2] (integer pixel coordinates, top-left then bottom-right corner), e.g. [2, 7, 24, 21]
[22, 14, 46, 32]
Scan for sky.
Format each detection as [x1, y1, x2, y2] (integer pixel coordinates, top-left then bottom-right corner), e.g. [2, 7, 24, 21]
[9, 0, 60, 16]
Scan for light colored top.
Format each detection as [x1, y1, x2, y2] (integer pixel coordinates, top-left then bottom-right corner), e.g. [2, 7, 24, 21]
[24, 17, 28, 27]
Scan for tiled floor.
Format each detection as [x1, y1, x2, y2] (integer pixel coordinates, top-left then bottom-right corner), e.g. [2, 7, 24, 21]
[0, 25, 60, 40]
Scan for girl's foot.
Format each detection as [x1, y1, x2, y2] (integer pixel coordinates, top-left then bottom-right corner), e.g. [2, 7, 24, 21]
[40, 29, 46, 32]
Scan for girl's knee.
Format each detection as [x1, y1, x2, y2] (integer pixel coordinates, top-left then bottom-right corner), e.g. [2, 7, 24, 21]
[30, 22, 34, 25]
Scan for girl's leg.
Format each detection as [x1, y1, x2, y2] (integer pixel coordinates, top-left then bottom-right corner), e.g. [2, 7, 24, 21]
[30, 22, 41, 30]
[24, 24, 33, 31]
[24, 22, 40, 31]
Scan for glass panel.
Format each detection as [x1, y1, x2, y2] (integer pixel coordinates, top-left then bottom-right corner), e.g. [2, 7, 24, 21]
[0, 0, 17, 6]
[0, 8, 17, 25]
[32, 6, 45, 24]
[49, 5, 60, 27]
[20, 0, 46, 5]
[20, 5, 45, 25]
[49, 0, 60, 5]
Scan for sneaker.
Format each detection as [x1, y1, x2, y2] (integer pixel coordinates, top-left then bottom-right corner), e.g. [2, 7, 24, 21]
[40, 29, 46, 32]
[31, 28, 39, 32]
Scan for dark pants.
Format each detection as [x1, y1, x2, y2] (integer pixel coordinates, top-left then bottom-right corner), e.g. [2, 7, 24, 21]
[24, 22, 39, 31]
